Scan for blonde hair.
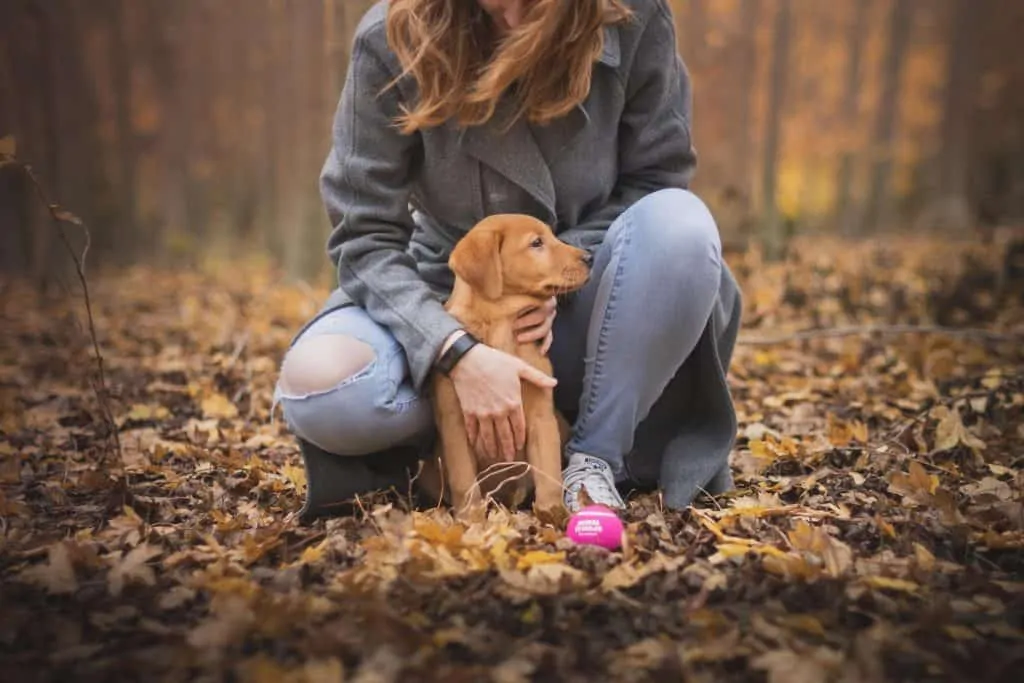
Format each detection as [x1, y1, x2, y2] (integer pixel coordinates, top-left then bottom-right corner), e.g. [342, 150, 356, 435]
[385, 0, 633, 133]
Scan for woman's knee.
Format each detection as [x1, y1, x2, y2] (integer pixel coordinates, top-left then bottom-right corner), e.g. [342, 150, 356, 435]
[276, 339, 432, 455]
[627, 188, 722, 273]
[278, 333, 376, 396]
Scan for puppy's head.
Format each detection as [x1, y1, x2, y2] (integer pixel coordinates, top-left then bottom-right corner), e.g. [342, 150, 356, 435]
[449, 214, 591, 300]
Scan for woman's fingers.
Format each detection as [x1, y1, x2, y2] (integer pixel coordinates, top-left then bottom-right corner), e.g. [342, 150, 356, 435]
[513, 308, 546, 331]
[465, 414, 479, 445]
[516, 359, 557, 389]
[496, 414, 517, 461]
[540, 330, 553, 355]
[516, 325, 547, 344]
[510, 406, 526, 453]
[476, 419, 499, 461]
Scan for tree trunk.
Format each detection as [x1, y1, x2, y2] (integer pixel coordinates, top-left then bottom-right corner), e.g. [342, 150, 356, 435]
[684, 0, 708, 69]
[934, 0, 978, 233]
[862, 0, 912, 234]
[834, 0, 871, 236]
[760, 0, 792, 262]
[109, 0, 139, 264]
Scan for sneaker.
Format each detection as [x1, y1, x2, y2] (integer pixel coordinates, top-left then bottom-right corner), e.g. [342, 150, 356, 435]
[562, 452, 626, 513]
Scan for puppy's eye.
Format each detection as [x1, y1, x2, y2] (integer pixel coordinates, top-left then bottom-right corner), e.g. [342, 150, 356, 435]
[530, 237, 544, 249]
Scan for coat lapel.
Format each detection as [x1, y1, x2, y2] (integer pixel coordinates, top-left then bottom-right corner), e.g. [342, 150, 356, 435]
[459, 95, 557, 221]
[457, 24, 623, 223]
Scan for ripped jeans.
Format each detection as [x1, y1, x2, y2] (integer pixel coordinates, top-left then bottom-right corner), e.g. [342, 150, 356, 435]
[274, 189, 742, 507]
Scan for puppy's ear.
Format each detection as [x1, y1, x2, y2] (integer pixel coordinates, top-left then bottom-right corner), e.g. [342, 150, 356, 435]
[450, 228, 503, 299]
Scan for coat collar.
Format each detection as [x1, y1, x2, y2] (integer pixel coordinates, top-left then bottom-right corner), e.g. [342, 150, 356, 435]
[457, 24, 621, 222]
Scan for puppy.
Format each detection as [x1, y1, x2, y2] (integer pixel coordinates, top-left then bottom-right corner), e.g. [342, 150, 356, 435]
[421, 214, 591, 522]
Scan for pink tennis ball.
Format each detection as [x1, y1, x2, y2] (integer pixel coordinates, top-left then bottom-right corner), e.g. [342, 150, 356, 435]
[566, 505, 624, 550]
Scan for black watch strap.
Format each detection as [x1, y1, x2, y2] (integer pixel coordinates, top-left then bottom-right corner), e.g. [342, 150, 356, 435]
[435, 332, 480, 375]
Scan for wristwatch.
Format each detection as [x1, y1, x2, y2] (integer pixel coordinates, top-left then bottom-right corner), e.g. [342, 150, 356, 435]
[435, 331, 480, 375]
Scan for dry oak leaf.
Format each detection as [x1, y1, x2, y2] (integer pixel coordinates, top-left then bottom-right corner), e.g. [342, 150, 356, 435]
[107, 543, 162, 596]
[858, 576, 920, 593]
[931, 405, 986, 456]
[826, 414, 869, 446]
[500, 561, 585, 595]
[18, 541, 79, 595]
[888, 460, 939, 500]
[117, 403, 170, 427]
[201, 391, 239, 419]
[787, 519, 853, 578]
[752, 647, 845, 683]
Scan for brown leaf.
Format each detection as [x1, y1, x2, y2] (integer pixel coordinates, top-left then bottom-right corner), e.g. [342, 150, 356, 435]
[888, 460, 939, 499]
[0, 135, 15, 157]
[932, 405, 986, 456]
[201, 392, 239, 419]
[18, 542, 79, 595]
[751, 647, 843, 683]
[107, 543, 162, 597]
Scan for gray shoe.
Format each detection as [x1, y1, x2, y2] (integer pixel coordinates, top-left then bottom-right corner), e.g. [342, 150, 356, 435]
[562, 452, 626, 513]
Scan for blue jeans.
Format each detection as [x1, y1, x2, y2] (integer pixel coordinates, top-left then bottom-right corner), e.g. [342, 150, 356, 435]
[275, 189, 739, 505]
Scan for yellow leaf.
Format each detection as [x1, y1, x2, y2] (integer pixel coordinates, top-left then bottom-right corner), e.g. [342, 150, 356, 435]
[296, 540, 328, 565]
[282, 464, 307, 490]
[776, 613, 827, 638]
[860, 576, 919, 593]
[301, 658, 346, 683]
[118, 403, 170, 426]
[710, 543, 759, 562]
[201, 392, 239, 419]
[516, 550, 566, 571]
[521, 602, 543, 624]
[943, 625, 977, 641]
[913, 543, 936, 571]
[826, 415, 869, 446]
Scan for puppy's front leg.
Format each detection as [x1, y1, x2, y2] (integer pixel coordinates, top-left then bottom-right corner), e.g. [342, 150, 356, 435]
[524, 388, 568, 527]
[434, 382, 484, 520]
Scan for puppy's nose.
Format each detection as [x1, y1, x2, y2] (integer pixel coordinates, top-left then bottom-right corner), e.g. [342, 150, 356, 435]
[581, 252, 594, 267]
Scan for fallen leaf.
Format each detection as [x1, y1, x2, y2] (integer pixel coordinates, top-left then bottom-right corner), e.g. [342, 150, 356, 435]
[201, 392, 239, 419]
[108, 543, 162, 597]
[932, 405, 986, 456]
[18, 542, 78, 595]
[860, 576, 920, 593]
[751, 647, 843, 683]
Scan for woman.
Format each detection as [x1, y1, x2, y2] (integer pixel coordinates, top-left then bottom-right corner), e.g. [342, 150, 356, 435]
[275, 0, 743, 522]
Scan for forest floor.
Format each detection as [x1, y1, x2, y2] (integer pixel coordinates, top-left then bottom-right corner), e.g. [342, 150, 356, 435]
[2, 233, 1024, 683]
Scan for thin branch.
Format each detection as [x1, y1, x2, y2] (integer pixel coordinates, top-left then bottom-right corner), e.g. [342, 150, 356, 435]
[5, 152, 122, 466]
[738, 324, 1023, 346]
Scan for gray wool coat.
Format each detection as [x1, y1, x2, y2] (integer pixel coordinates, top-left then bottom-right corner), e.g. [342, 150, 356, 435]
[313, 0, 742, 505]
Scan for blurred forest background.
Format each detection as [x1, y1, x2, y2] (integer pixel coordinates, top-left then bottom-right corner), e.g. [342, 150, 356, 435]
[1, 0, 1023, 285]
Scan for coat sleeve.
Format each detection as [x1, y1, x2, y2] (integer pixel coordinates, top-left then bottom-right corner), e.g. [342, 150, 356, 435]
[559, 3, 698, 253]
[320, 36, 463, 392]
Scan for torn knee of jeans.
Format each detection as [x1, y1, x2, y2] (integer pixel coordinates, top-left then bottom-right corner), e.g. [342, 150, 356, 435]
[274, 356, 379, 402]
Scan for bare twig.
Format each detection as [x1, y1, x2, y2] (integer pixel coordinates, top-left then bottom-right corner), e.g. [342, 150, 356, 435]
[738, 324, 1022, 346]
[4, 150, 123, 466]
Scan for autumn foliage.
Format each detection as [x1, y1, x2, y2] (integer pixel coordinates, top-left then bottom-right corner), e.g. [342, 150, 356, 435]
[2, 232, 1023, 681]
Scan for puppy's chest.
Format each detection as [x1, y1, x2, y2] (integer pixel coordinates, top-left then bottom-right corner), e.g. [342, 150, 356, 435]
[470, 320, 552, 375]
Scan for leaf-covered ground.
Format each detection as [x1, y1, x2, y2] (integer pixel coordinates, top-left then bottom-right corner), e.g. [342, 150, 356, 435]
[2, 234, 1023, 683]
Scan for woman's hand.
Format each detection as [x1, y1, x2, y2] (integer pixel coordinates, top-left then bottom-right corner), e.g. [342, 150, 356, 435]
[448, 343, 557, 462]
[514, 296, 557, 354]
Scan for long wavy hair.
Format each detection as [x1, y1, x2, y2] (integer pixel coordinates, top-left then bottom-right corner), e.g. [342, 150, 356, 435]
[384, 0, 633, 133]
